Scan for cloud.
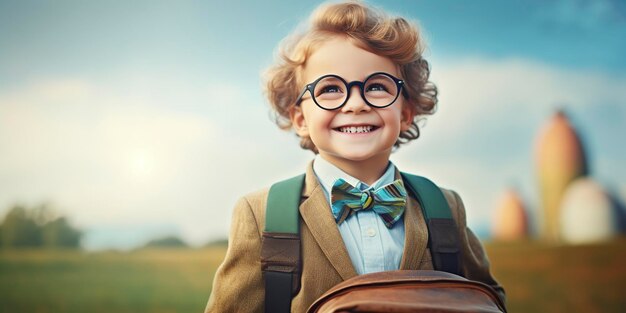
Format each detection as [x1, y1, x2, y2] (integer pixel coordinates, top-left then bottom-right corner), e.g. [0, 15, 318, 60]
[426, 57, 626, 138]
[408, 57, 626, 166]
[0, 75, 309, 248]
[0, 77, 221, 245]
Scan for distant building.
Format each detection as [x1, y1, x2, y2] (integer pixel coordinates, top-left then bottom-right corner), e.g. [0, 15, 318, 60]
[559, 178, 619, 244]
[535, 110, 588, 242]
[492, 188, 529, 241]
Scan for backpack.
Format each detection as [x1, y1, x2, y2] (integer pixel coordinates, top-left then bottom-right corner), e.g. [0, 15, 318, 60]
[260, 173, 506, 313]
[308, 270, 506, 313]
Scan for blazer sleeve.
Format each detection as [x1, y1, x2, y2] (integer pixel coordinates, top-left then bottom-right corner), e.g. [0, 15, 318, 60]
[448, 189, 507, 305]
[204, 196, 264, 313]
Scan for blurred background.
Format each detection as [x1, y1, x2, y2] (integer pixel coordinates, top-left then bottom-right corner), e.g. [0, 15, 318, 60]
[1, 0, 625, 312]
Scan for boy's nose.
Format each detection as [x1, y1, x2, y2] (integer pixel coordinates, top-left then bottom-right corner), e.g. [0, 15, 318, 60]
[341, 86, 371, 114]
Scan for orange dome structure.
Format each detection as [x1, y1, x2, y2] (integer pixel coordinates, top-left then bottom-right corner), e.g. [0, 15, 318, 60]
[535, 110, 588, 242]
[492, 188, 529, 241]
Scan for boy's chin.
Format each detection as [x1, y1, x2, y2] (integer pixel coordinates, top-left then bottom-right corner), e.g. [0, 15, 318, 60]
[323, 150, 391, 164]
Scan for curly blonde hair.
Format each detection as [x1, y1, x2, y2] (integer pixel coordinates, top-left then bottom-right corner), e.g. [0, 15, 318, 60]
[263, 0, 438, 152]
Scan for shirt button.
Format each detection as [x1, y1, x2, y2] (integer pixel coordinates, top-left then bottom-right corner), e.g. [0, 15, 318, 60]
[366, 227, 376, 237]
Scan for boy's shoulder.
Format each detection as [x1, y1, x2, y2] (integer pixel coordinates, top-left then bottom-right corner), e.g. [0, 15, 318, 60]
[240, 186, 270, 202]
[235, 186, 271, 213]
[436, 186, 461, 208]
[228, 187, 271, 237]
[437, 186, 466, 223]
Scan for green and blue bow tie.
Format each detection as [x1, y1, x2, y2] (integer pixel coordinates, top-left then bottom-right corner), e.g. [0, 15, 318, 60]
[331, 178, 407, 228]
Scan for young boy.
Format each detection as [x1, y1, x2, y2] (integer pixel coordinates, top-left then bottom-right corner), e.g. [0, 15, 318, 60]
[205, 1, 504, 312]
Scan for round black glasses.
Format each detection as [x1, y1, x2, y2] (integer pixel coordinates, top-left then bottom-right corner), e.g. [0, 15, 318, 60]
[294, 72, 405, 110]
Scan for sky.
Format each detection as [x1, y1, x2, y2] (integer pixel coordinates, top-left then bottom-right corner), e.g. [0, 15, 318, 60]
[1, 0, 625, 250]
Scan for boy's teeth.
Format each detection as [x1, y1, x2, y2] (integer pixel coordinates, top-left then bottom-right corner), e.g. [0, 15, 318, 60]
[338, 126, 374, 133]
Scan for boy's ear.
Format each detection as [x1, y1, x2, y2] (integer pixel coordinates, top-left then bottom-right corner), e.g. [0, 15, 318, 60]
[400, 103, 416, 132]
[290, 106, 309, 137]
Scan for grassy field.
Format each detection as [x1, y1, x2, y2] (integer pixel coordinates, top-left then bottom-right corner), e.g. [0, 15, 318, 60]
[0, 247, 224, 313]
[486, 238, 626, 313]
[1, 239, 625, 313]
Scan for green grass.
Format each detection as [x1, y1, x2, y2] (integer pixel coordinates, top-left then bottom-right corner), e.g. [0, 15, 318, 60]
[1, 239, 625, 313]
[485, 238, 626, 313]
[0, 247, 226, 313]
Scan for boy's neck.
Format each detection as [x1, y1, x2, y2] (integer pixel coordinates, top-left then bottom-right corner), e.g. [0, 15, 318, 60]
[318, 153, 391, 186]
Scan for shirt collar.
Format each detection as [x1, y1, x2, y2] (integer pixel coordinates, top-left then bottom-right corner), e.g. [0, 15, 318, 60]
[313, 154, 397, 199]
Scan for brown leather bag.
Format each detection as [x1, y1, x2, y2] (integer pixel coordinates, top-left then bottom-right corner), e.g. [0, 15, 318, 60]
[307, 270, 506, 313]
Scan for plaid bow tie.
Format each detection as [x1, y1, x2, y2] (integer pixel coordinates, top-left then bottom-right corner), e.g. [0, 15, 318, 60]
[331, 178, 407, 228]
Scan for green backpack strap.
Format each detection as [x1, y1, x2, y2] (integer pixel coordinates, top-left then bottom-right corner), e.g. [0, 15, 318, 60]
[400, 172, 462, 276]
[261, 174, 305, 313]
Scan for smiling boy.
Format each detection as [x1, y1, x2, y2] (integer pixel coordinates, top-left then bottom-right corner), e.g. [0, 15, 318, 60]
[204, 2, 504, 312]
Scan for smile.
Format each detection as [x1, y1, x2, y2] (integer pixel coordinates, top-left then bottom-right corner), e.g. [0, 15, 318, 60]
[334, 125, 378, 134]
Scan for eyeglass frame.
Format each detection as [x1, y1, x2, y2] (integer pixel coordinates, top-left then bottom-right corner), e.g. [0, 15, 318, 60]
[294, 72, 406, 111]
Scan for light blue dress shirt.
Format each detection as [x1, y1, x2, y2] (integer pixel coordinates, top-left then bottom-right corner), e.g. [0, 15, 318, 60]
[312, 155, 406, 274]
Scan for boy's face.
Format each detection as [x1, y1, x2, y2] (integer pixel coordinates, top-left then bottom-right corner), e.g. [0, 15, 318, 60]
[291, 37, 415, 167]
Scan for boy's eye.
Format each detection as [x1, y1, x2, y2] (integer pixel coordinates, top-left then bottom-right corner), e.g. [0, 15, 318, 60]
[314, 82, 345, 103]
[314, 76, 345, 100]
[364, 75, 397, 99]
[366, 83, 389, 92]
[317, 84, 343, 95]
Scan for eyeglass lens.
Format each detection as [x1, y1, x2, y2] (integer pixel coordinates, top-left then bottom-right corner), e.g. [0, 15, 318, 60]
[313, 73, 399, 109]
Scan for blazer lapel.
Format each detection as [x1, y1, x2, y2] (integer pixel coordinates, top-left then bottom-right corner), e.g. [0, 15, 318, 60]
[399, 172, 429, 269]
[299, 163, 358, 280]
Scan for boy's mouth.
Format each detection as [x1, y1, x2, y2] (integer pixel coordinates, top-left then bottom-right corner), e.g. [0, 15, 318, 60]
[334, 125, 379, 134]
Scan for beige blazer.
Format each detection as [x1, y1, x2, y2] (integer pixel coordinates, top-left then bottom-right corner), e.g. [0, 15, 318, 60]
[204, 164, 505, 313]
